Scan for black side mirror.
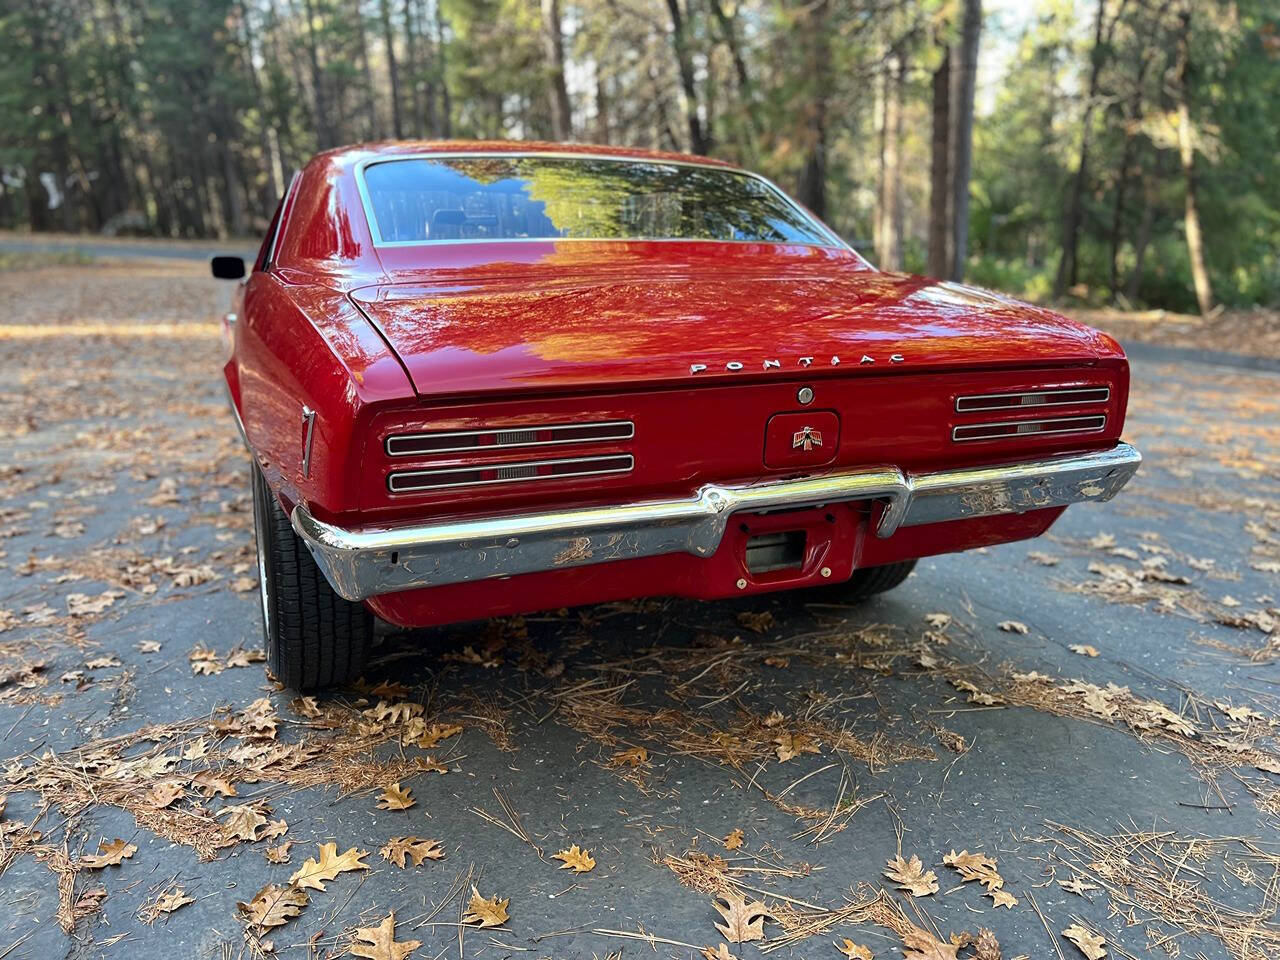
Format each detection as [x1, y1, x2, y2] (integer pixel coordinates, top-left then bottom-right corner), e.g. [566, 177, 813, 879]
[211, 255, 246, 280]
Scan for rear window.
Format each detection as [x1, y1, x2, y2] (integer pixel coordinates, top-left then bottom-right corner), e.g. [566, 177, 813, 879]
[360, 155, 837, 246]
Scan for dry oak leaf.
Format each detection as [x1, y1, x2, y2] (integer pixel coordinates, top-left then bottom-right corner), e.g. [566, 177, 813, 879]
[349, 911, 422, 960]
[1069, 644, 1100, 657]
[988, 889, 1018, 909]
[461, 885, 509, 928]
[265, 841, 294, 864]
[145, 781, 185, 809]
[702, 945, 737, 960]
[774, 731, 820, 762]
[376, 783, 416, 811]
[1062, 924, 1107, 959]
[942, 850, 1002, 891]
[884, 854, 939, 896]
[724, 828, 745, 851]
[836, 939, 874, 959]
[711, 889, 770, 943]
[192, 770, 236, 797]
[997, 620, 1029, 635]
[1059, 876, 1099, 896]
[79, 838, 137, 869]
[552, 844, 596, 873]
[261, 819, 289, 842]
[238, 883, 308, 931]
[405, 720, 462, 749]
[288, 843, 370, 891]
[901, 927, 959, 960]
[148, 887, 195, 918]
[220, 804, 268, 842]
[610, 746, 648, 767]
[380, 836, 444, 868]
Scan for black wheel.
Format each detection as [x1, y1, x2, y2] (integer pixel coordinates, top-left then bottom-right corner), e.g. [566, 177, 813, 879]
[840, 559, 917, 600]
[252, 463, 371, 690]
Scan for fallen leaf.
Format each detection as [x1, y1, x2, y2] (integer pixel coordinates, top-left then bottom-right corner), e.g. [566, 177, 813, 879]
[261, 819, 289, 842]
[238, 883, 308, 931]
[901, 927, 959, 960]
[711, 889, 770, 943]
[404, 720, 462, 749]
[376, 783, 415, 811]
[610, 746, 648, 767]
[219, 804, 268, 842]
[349, 911, 422, 960]
[836, 939, 873, 959]
[724, 828, 744, 851]
[942, 850, 1002, 891]
[1027, 551, 1059, 566]
[1062, 924, 1107, 959]
[79, 838, 136, 869]
[145, 782, 185, 809]
[289, 843, 370, 891]
[737, 610, 775, 634]
[461, 885, 508, 927]
[1059, 876, 1098, 896]
[552, 844, 596, 873]
[884, 854, 939, 896]
[380, 837, 444, 868]
[1069, 644, 1100, 657]
[192, 770, 236, 797]
[702, 945, 737, 960]
[265, 841, 294, 864]
[988, 889, 1018, 908]
[147, 887, 195, 918]
[997, 620, 1029, 634]
[774, 731, 820, 762]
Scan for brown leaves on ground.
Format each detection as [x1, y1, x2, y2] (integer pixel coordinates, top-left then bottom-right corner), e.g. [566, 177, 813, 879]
[711, 889, 770, 943]
[219, 804, 269, 842]
[773, 731, 820, 762]
[610, 746, 648, 767]
[403, 720, 462, 749]
[1069, 644, 1100, 657]
[238, 883, 308, 932]
[884, 854, 939, 896]
[736, 610, 775, 634]
[836, 939, 874, 959]
[723, 828, 744, 850]
[461, 885, 509, 927]
[288, 843, 370, 891]
[142, 886, 195, 922]
[997, 620, 1029, 635]
[380, 837, 443, 868]
[901, 927, 960, 960]
[265, 841, 294, 864]
[376, 783, 415, 810]
[552, 844, 596, 873]
[78, 838, 136, 869]
[349, 911, 422, 960]
[702, 945, 738, 960]
[1062, 924, 1107, 959]
[942, 850, 1017, 908]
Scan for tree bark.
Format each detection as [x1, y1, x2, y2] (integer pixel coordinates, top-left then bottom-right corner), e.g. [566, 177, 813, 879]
[379, 0, 403, 138]
[949, 0, 981, 282]
[1176, 6, 1213, 314]
[927, 47, 952, 279]
[796, 0, 830, 218]
[665, 0, 709, 154]
[403, 0, 423, 136]
[876, 50, 905, 271]
[541, 0, 573, 140]
[300, 0, 333, 148]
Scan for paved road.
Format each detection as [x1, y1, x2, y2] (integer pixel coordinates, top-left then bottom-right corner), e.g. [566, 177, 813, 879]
[0, 258, 1277, 960]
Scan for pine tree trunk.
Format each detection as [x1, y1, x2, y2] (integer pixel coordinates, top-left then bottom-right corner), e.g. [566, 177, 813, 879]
[541, 0, 573, 140]
[796, 0, 830, 218]
[876, 50, 905, 271]
[927, 47, 952, 279]
[1176, 6, 1213, 315]
[379, 0, 403, 138]
[949, 0, 981, 282]
[403, 0, 423, 136]
[665, 0, 709, 154]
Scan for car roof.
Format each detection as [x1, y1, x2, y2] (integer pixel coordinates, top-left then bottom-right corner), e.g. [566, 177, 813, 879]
[312, 140, 742, 174]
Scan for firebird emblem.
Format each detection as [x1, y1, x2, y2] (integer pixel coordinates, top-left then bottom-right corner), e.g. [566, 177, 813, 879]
[690, 354, 904, 375]
[792, 426, 823, 452]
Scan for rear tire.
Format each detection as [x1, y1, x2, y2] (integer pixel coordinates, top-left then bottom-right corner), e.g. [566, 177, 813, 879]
[252, 464, 371, 690]
[840, 559, 917, 600]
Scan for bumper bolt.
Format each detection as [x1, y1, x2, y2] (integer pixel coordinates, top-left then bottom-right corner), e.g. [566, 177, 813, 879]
[820, 566, 832, 578]
[736, 578, 748, 590]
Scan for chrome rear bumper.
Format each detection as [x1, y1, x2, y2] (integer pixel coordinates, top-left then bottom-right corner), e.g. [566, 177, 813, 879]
[292, 443, 1141, 602]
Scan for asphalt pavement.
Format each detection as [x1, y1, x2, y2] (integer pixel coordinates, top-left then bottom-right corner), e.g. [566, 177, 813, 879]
[0, 253, 1277, 960]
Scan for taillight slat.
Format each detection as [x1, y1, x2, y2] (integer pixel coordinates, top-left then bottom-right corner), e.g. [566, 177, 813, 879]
[387, 454, 634, 493]
[955, 387, 1110, 413]
[952, 415, 1107, 442]
[386, 420, 634, 457]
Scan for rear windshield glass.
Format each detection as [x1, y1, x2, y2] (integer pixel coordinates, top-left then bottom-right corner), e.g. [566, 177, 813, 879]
[361, 156, 837, 246]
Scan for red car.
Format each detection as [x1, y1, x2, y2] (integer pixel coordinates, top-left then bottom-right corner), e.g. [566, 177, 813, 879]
[214, 141, 1140, 690]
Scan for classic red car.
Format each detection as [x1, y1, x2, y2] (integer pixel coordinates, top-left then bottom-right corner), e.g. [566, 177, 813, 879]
[214, 141, 1140, 690]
